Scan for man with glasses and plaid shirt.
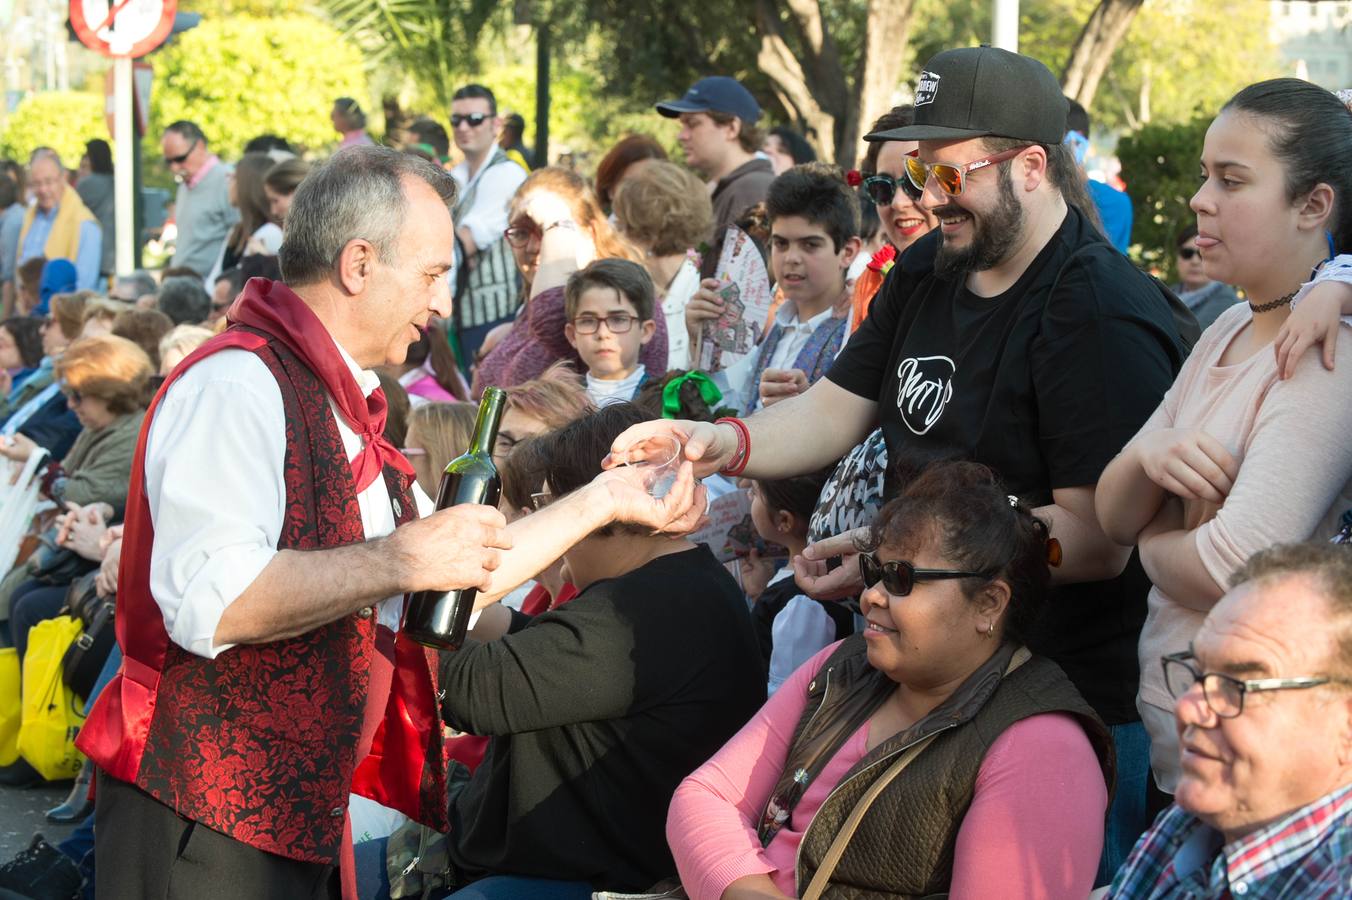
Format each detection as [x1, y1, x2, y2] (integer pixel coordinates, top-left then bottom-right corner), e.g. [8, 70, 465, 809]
[1105, 542, 1352, 898]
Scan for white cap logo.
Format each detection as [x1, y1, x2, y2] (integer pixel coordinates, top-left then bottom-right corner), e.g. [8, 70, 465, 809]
[915, 71, 941, 107]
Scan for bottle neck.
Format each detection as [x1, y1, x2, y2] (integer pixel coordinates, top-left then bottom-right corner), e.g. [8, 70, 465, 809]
[470, 387, 507, 455]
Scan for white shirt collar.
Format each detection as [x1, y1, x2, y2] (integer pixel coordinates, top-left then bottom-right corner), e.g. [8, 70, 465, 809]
[331, 336, 381, 399]
[774, 300, 835, 332]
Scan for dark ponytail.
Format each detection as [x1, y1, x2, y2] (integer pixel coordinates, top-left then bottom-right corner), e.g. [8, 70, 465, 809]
[868, 460, 1052, 645]
[1223, 78, 1352, 254]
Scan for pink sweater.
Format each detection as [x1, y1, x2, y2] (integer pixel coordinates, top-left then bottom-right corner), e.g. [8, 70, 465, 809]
[667, 643, 1107, 900]
[1132, 304, 1352, 777]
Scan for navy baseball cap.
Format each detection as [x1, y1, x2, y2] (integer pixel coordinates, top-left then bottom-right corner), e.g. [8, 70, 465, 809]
[656, 77, 762, 124]
[865, 46, 1068, 145]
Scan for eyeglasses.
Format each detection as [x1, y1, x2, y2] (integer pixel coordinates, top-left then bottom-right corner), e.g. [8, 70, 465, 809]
[1178, 247, 1200, 261]
[451, 113, 490, 128]
[503, 225, 540, 248]
[904, 146, 1030, 197]
[862, 173, 923, 207]
[529, 490, 554, 510]
[400, 447, 428, 458]
[164, 139, 199, 166]
[572, 313, 638, 335]
[858, 552, 988, 597]
[1162, 650, 1344, 719]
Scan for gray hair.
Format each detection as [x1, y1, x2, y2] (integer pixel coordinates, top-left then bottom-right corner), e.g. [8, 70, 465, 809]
[28, 147, 63, 171]
[116, 270, 159, 300]
[1231, 542, 1352, 675]
[278, 145, 457, 287]
[157, 276, 212, 325]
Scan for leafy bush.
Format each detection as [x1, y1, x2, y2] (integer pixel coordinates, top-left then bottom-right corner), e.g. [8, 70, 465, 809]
[0, 92, 109, 166]
[148, 14, 367, 160]
[1117, 115, 1210, 279]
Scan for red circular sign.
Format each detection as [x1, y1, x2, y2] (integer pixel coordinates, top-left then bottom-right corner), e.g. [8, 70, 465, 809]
[70, 0, 177, 59]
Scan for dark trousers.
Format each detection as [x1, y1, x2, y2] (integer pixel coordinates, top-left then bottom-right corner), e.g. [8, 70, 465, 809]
[10, 581, 67, 662]
[95, 771, 339, 900]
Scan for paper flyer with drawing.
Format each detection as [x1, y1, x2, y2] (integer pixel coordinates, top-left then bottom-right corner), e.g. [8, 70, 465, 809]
[691, 487, 788, 563]
[696, 227, 774, 373]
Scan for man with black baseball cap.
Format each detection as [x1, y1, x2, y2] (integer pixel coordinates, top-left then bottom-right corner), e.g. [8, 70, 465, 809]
[619, 45, 1194, 886]
[657, 76, 774, 276]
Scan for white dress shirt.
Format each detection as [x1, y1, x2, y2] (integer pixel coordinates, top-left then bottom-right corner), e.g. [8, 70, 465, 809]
[765, 302, 835, 372]
[450, 151, 528, 250]
[144, 338, 432, 659]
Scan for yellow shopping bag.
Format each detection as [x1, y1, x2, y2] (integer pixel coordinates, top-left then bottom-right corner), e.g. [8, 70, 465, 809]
[17, 615, 86, 781]
[0, 647, 19, 766]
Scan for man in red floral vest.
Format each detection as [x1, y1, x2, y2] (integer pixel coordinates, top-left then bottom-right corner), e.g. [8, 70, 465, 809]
[77, 146, 705, 900]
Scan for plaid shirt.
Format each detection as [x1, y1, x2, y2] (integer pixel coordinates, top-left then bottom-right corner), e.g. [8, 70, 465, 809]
[1106, 784, 1352, 899]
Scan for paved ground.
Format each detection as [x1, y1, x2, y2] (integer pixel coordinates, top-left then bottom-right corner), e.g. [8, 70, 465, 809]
[0, 780, 79, 859]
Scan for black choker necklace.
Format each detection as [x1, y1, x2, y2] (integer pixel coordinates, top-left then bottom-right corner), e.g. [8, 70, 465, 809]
[1249, 289, 1298, 314]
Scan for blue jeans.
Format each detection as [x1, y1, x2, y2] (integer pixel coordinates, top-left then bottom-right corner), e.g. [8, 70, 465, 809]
[1096, 720, 1151, 886]
[353, 836, 392, 900]
[57, 644, 122, 898]
[444, 876, 594, 900]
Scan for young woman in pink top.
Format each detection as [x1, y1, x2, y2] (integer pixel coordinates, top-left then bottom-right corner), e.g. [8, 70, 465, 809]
[668, 461, 1110, 899]
[1096, 79, 1352, 795]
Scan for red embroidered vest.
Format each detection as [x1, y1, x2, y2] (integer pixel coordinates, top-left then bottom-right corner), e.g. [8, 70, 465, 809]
[76, 328, 447, 864]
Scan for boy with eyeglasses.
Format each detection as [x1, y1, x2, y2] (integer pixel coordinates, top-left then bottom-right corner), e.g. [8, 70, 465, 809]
[564, 259, 658, 407]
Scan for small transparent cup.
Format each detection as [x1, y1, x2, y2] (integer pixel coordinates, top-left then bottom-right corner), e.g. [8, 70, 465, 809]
[620, 434, 683, 499]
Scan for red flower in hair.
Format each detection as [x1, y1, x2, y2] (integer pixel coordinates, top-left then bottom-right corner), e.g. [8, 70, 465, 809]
[845, 169, 863, 187]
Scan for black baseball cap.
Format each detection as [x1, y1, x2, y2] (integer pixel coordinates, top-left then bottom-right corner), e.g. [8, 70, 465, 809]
[656, 77, 762, 124]
[865, 46, 1068, 145]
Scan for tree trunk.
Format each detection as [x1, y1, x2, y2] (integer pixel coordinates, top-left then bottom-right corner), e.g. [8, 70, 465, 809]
[847, 0, 918, 168]
[1060, 0, 1146, 110]
[754, 0, 850, 163]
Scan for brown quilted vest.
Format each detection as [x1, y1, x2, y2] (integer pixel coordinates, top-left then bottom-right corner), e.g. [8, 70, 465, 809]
[787, 636, 1114, 899]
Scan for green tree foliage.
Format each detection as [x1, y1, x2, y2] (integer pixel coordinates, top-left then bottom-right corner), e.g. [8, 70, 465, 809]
[1116, 115, 1210, 277]
[321, 0, 509, 112]
[0, 91, 109, 166]
[149, 15, 368, 159]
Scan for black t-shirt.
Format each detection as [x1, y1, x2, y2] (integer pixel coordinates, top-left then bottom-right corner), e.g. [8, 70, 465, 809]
[440, 545, 766, 891]
[827, 206, 1187, 723]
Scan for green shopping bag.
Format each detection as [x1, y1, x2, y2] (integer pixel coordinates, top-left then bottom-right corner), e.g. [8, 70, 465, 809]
[17, 615, 86, 780]
[0, 647, 19, 766]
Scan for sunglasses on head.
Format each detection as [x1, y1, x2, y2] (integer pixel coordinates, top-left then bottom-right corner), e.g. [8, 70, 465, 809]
[1178, 247, 1200, 261]
[903, 146, 1030, 197]
[451, 113, 490, 128]
[858, 552, 988, 597]
[862, 173, 923, 207]
[164, 139, 199, 166]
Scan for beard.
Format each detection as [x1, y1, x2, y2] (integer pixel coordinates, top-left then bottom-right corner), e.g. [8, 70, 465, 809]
[933, 166, 1024, 280]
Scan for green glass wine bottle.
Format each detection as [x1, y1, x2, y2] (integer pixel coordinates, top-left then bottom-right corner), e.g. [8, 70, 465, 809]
[404, 387, 506, 650]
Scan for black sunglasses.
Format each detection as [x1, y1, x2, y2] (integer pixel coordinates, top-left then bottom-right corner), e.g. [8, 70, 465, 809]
[858, 552, 988, 597]
[451, 113, 490, 128]
[1178, 247, 1200, 261]
[862, 173, 923, 207]
[164, 138, 199, 165]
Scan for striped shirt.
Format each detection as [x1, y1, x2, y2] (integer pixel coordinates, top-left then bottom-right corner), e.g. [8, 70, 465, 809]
[1107, 783, 1352, 899]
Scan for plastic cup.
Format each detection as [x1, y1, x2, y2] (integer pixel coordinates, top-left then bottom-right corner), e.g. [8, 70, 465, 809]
[621, 435, 682, 499]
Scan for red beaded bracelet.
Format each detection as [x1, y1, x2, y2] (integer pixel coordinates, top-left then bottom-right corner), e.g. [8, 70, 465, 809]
[715, 417, 751, 477]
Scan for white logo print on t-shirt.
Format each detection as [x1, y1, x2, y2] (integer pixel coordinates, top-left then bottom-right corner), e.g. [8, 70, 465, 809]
[896, 355, 955, 435]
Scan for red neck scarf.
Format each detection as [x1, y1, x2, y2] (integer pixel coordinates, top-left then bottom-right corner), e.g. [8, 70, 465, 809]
[229, 278, 414, 492]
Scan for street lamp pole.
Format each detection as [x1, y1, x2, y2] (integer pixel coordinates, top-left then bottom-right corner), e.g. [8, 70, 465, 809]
[992, 0, 1019, 52]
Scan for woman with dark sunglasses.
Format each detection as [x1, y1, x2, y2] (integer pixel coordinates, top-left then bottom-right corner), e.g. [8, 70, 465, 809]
[668, 460, 1112, 900]
[1172, 223, 1240, 331]
[845, 106, 938, 336]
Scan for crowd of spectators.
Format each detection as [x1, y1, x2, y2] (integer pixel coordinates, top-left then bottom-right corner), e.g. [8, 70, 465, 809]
[1, 52, 1351, 900]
